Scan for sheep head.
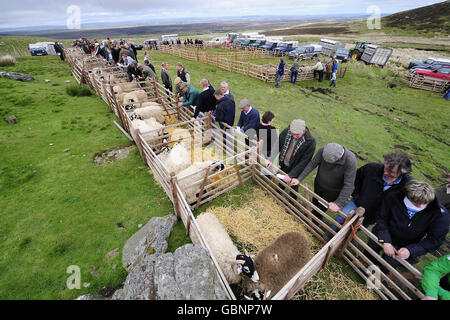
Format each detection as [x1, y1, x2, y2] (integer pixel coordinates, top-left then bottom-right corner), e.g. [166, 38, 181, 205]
[210, 160, 225, 172]
[243, 289, 271, 300]
[232, 250, 259, 282]
[124, 98, 136, 111]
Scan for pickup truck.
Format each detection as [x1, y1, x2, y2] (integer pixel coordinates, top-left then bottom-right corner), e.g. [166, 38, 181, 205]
[335, 48, 350, 62]
[273, 43, 297, 56]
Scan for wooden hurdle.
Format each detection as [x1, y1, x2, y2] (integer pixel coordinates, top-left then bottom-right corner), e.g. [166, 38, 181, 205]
[61, 47, 424, 301]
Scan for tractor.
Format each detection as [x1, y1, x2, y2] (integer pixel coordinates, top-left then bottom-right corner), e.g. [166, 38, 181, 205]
[350, 41, 371, 60]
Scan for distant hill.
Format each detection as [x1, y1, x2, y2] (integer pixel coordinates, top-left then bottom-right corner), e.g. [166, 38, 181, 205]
[382, 1, 450, 35]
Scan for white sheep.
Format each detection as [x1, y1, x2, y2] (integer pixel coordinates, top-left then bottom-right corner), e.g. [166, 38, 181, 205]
[158, 142, 191, 175]
[123, 90, 147, 104]
[191, 212, 241, 284]
[176, 160, 225, 205]
[130, 118, 163, 144]
[130, 103, 165, 124]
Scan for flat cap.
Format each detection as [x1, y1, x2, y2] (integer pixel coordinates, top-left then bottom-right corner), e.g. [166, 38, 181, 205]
[323, 142, 344, 163]
[289, 119, 306, 135]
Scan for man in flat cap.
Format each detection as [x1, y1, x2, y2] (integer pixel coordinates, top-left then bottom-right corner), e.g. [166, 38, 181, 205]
[269, 119, 316, 197]
[236, 98, 260, 141]
[294, 142, 357, 221]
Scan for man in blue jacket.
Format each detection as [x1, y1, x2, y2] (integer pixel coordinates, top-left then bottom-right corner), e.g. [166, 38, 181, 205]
[236, 98, 260, 141]
[367, 179, 449, 271]
[275, 58, 285, 88]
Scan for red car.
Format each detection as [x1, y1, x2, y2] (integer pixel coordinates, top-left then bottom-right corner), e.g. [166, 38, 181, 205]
[413, 66, 450, 81]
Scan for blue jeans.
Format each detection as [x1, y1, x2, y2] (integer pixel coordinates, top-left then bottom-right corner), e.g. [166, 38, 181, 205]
[332, 199, 357, 232]
[290, 70, 298, 83]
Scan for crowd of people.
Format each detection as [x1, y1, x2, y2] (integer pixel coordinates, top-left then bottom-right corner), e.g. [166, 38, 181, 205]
[279, 56, 339, 87]
[72, 37, 449, 300]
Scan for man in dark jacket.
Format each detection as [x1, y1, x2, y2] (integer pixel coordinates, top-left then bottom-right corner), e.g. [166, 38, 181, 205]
[332, 152, 412, 230]
[161, 62, 172, 94]
[272, 119, 316, 198]
[213, 90, 235, 130]
[367, 180, 449, 270]
[191, 78, 216, 121]
[236, 98, 260, 140]
[295, 142, 357, 220]
[127, 61, 142, 82]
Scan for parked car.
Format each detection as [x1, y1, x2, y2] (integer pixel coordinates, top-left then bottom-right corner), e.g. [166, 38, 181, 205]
[409, 62, 450, 76]
[208, 37, 227, 44]
[29, 44, 48, 56]
[249, 40, 266, 48]
[273, 41, 299, 56]
[413, 66, 450, 81]
[408, 57, 450, 70]
[259, 41, 279, 51]
[288, 44, 322, 60]
[335, 48, 350, 62]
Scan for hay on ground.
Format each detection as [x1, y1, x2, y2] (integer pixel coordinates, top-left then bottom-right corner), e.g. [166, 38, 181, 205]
[207, 187, 313, 254]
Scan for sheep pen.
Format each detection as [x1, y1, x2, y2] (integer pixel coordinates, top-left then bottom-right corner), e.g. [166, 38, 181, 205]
[203, 186, 379, 300]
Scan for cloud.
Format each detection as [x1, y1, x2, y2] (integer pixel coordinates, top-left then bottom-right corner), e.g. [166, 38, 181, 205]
[0, 0, 444, 29]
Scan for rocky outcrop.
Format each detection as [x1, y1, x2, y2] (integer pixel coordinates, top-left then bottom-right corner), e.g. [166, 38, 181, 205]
[77, 214, 228, 301]
[0, 71, 34, 82]
[121, 244, 227, 300]
[122, 215, 177, 272]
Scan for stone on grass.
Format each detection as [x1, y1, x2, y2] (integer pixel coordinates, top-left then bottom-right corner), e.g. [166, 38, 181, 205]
[122, 215, 177, 271]
[5, 115, 17, 124]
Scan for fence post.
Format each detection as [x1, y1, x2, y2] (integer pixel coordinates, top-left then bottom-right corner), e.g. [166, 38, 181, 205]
[336, 207, 365, 257]
[170, 173, 181, 220]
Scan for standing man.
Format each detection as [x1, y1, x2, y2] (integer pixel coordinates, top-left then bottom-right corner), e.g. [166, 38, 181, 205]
[161, 62, 172, 94]
[332, 152, 412, 231]
[325, 57, 333, 80]
[176, 62, 190, 85]
[330, 56, 338, 87]
[312, 59, 324, 82]
[255, 111, 279, 176]
[270, 119, 316, 197]
[178, 82, 199, 109]
[236, 98, 260, 141]
[191, 79, 216, 121]
[290, 58, 299, 84]
[294, 143, 357, 221]
[275, 58, 285, 88]
[221, 81, 234, 102]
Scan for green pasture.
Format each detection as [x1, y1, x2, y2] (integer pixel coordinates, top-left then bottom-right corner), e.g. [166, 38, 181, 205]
[0, 36, 448, 300]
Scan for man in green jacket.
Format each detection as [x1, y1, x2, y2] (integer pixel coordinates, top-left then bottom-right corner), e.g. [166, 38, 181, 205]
[178, 82, 200, 108]
[422, 254, 450, 300]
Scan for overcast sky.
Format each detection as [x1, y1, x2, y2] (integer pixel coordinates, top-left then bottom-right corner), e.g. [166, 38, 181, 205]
[0, 0, 444, 30]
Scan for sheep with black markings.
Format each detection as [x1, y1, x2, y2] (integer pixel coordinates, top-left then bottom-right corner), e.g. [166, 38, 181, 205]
[176, 160, 225, 205]
[129, 118, 164, 144]
[233, 232, 311, 299]
[191, 212, 242, 284]
[129, 103, 165, 124]
[158, 142, 191, 175]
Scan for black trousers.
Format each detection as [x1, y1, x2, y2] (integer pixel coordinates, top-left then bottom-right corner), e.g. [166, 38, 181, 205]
[279, 164, 299, 202]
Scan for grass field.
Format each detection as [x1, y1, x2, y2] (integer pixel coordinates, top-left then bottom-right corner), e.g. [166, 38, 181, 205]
[0, 36, 448, 300]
